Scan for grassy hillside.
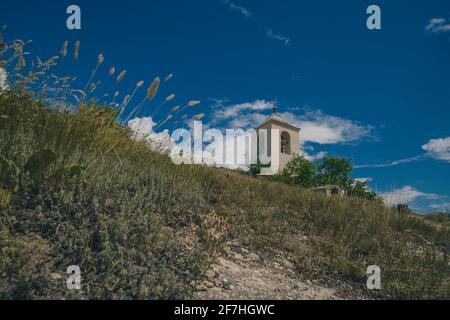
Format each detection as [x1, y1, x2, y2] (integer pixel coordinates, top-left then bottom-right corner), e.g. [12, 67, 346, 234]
[0, 92, 449, 299]
[425, 212, 450, 226]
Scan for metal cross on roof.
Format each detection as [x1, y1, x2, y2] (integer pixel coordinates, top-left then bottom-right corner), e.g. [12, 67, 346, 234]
[272, 98, 278, 114]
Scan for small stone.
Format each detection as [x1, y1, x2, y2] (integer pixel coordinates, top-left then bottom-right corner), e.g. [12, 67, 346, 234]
[104, 197, 114, 207]
[212, 264, 220, 272]
[233, 253, 244, 260]
[248, 252, 260, 261]
[51, 273, 62, 280]
[205, 269, 215, 280]
[222, 278, 232, 290]
[205, 281, 214, 288]
[93, 197, 100, 209]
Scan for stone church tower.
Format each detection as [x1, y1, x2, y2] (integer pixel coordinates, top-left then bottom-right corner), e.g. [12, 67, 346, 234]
[254, 110, 301, 175]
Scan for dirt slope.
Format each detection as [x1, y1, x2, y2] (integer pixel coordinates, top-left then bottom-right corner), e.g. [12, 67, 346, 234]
[194, 241, 368, 300]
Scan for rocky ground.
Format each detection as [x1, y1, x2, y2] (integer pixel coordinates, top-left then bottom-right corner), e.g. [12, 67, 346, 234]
[194, 241, 368, 300]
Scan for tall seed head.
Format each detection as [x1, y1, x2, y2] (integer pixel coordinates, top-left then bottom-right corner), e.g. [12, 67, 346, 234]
[122, 94, 130, 105]
[164, 73, 173, 82]
[97, 53, 104, 65]
[146, 77, 160, 101]
[188, 100, 201, 107]
[60, 41, 68, 58]
[116, 70, 126, 82]
[192, 113, 205, 120]
[15, 55, 25, 70]
[73, 41, 80, 60]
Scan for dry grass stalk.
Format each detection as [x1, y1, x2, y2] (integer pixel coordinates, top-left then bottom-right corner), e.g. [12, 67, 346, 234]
[74, 41, 80, 60]
[109, 67, 116, 77]
[188, 100, 201, 107]
[60, 41, 68, 58]
[117, 70, 126, 82]
[164, 73, 173, 82]
[146, 77, 160, 101]
[192, 113, 205, 120]
[97, 54, 104, 65]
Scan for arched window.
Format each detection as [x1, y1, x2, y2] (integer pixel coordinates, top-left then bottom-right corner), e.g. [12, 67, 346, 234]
[281, 131, 291, 155]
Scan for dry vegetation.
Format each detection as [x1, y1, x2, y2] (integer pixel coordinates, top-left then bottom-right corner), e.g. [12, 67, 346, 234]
[0, 32, 449, 300]
[1, 92, 449, 299]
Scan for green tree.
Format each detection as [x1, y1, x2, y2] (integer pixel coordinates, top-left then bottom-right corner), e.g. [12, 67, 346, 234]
[347, 180, 379, 201]
[283, 155, 380, 201]
[316, 156, 353, 191]
[282, 155, 317, 187]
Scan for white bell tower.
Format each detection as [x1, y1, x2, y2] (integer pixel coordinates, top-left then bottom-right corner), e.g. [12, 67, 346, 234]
[254, 109, 301, 175]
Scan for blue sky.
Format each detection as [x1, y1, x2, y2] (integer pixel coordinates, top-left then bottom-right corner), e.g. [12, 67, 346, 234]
[1, 0, 450, 212]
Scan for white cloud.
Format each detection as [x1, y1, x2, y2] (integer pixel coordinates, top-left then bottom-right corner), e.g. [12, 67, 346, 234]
[429, 202, 450, 212]
[267, 29, 291, 46]
[280, 109, 374, 145]
[381, 186, 440, 207]
[224, 0, 253, 18]
[217, 100, 275, 118]
[128, 116, 251, 171]
[211, 101, 373, 146]
[354, 155, 426, 169]
[130, 100, 372, 171]
[203, 130, 251, 171]
[355, 136, 450, 169]
[209, 100, 373, 160]
[425, 17, 450, 34]
[422, 137, 450, 162]
[128, 117, 174, 154]
[307, 151, 327, 161]
[210, 99, 275, 128]
[222, 1, 291, 46]
[355, 177, 372, 184]
[380, 186, 450, 213]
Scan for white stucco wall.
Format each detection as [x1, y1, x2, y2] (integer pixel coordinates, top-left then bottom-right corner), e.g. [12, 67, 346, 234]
[255, 119, 300, 175]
